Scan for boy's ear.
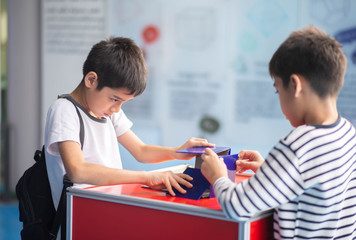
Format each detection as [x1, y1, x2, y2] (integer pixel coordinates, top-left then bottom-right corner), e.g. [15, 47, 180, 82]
[84, 71, 98, 89]
[290, 74, 303, 97]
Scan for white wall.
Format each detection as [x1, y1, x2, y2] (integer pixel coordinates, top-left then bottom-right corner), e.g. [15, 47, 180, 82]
[7, 0, 356, 190]
[7, 0, 41, 190]
[40, 0, 356, 172]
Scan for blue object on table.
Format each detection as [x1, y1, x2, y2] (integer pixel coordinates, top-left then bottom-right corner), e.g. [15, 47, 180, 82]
[209, 154, 238, 198]
[171, 154, 239, 200]
[176, 146, 230, 154]
[177, 146, 231, 169]
[221, 154, 239, 170]
[171, 167, 211, 200]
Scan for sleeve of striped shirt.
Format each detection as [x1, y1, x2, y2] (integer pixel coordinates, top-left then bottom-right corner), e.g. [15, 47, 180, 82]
[213, 142, 305, 221]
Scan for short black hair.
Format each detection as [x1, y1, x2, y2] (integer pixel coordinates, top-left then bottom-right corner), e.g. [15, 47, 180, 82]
[269, 25, 346, 98]
[82, 37, 147, 96]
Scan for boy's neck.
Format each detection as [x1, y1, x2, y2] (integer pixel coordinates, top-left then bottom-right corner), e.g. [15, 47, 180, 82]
[303, 95, 339, 126]
[70, 83, 89, 111]
[70, 83, 103, 119]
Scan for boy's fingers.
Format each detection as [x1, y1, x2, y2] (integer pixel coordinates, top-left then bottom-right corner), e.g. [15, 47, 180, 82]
[170, 177, 187, 195]
[191, 137, 215, 146]
[236, 160, 251, 166]
[204, 148, 215, 155]
[162, 174, 192, 196]
[236, 160, 253, 171]
[175, 174, 193, 188]
[177, 173, 193, 181]
[164, 178, 175, 196]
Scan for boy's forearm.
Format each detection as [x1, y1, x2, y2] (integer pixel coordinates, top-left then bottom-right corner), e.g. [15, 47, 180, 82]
[118, 130, 180, 163]
[69, 162, 149, 185]
[133, 145, 178, 163]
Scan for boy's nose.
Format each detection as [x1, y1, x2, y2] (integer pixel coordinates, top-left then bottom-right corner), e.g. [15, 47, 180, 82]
[111, 103, 122, 113]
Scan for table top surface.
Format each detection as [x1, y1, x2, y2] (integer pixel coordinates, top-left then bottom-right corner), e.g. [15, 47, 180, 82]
[79, 174, 251, 211]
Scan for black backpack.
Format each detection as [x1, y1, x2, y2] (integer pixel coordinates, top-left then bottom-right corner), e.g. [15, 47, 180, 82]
[16, 95, 84, 240]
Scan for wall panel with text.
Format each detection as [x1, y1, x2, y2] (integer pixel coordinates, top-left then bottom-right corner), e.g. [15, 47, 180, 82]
[42, 0, 356, 170]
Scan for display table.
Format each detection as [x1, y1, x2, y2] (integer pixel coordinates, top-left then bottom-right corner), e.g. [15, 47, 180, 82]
[66, 170, 273, 240]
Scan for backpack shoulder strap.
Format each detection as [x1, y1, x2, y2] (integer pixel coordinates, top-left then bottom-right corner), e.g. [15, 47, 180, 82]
[58, 94, 84, 148]
[50, 94, 85, 239]
[50, 173, 72, 240]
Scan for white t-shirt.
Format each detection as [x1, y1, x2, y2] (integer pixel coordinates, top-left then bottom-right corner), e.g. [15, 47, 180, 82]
[44, 95, 133, 208]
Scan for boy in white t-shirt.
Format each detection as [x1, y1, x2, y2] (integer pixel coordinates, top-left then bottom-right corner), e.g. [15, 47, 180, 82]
[45, 37, 215, 211]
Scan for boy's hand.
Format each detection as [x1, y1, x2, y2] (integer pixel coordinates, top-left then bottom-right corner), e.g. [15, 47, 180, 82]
[145, 171, 193, 196]
[236, 150, 265, 173]
[175, 137, 215, 160]
[201, 148, 228, 184]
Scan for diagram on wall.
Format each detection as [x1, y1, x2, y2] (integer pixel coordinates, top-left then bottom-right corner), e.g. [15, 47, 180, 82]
[175, 7, 216, 50]
[108, 0, 163, 127]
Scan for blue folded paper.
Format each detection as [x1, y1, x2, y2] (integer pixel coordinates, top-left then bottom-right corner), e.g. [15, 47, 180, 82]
[171, 153, 239, 200]
[177, 146, 231, 169]
[221, 154, 239, 171]
[209, 154, 239, 198]
[171, 167, 211, 200]
[176, 146, 230, 155]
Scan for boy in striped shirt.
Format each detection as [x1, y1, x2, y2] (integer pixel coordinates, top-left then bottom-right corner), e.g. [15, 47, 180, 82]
[201, 25, 356, 239]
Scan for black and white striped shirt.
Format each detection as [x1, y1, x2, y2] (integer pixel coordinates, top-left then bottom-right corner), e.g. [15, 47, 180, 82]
[214, 117, 356, 239]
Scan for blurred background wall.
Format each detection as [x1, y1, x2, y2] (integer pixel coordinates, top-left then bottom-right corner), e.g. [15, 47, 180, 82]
[1, 0, 41, 199]
[1, 0, 356, 198]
